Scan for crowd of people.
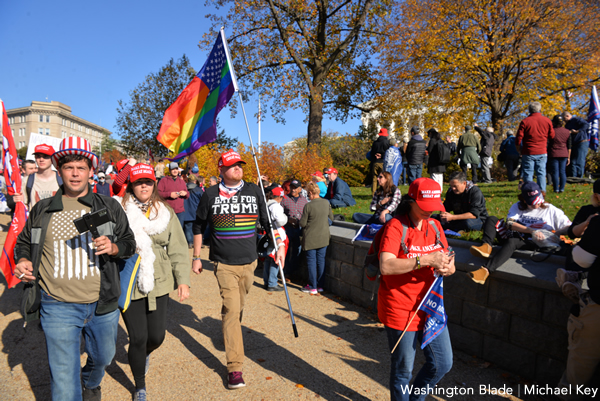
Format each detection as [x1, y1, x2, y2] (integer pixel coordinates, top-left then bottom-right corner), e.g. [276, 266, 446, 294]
[4, 98, 598, 401]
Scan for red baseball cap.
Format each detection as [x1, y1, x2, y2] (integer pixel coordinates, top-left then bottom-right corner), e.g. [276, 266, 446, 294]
[116, 159, 129, 173]
[34, 144, 55, 156]
[378, 128, 388, 137]
[271, 187, 284, 197]
[130, 163, 156, 182]
[408, 178, 445, 212]
[218, 150, 246, 168]
[311, 171, 323, 178]
[327, 167, 338, 175]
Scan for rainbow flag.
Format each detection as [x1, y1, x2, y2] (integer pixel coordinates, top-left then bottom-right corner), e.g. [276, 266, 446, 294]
[157, 29, 237, 160]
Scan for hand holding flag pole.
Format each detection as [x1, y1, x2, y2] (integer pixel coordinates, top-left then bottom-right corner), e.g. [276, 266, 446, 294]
[391, 248, 453, 354]
[220, 28, 299, 338]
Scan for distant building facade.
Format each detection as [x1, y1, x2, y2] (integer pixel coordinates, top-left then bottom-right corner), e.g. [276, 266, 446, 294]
[6, 100, 110, 151]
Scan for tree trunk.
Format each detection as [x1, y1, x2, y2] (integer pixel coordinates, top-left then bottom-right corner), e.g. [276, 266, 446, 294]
[307, 87, 324, 148]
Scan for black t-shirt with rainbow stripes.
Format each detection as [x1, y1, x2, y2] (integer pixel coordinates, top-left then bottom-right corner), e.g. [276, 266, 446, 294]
[194, 181, 269, 265]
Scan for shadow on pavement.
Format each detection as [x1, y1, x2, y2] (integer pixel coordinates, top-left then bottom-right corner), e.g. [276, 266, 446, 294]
[165, 288, 370, 399]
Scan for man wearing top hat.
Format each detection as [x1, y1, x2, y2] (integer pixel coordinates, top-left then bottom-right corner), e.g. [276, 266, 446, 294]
[14, 136, 136, 401]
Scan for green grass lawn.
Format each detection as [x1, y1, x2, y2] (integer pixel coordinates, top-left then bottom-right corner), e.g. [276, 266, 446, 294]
[342, 181, 594, 242]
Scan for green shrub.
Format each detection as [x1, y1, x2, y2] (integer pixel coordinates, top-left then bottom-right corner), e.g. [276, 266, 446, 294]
[339, 159, 370, 187]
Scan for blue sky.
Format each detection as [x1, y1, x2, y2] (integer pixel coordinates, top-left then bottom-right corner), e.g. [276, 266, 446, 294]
[0, 0, 363, 148]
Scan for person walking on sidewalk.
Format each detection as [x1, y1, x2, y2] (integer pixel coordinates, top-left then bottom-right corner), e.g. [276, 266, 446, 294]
[116, 164, 191, 401]
[14, 137, 136, 401]
[191, 150, 285, 389]
[375, 178, 455, 401]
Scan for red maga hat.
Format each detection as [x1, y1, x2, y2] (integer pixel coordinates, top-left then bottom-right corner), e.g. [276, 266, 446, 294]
[116, 159, 129, 173]
[218, 150, 247, 167]
[407, 177, 445, 212]
[34, 144, 55, 156]
[130, 163, 156, 182]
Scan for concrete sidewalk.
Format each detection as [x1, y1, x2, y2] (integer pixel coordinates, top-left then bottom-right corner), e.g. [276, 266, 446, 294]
[0, 246, 538, 400]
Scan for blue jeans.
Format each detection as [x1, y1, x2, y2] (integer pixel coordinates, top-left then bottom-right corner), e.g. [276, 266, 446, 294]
[176, 212, 185, 228]
[263, 256, 280, 288]
[571, 140, 589, 178]
[432, 215, 483, 232]
[184, 221, 194, 245]
[549, 157, 567, 192]
[40, 291, 120, 400]
[407, 164, 422, 185]
[386, 326, 453, 401]
[306, 246, 327, 290]
[352, 212, 393, 225]
[521, 153, 547, 192]
[402, 162, 408, 185]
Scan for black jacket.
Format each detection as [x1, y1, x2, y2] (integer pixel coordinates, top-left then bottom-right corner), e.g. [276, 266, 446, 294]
[426, 138, 447, 174]
[406, 136, 427, 165]
[370, 136, 390, 164]
[15, 185, 136, 322]
[443, 182, 488, 219]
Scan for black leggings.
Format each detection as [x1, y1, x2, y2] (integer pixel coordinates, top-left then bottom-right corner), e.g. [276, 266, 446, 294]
[480, 216, 535, 272]
[122, 294, 169, 390]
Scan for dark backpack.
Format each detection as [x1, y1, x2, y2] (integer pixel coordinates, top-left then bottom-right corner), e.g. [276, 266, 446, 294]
[436, 142, 451, 164]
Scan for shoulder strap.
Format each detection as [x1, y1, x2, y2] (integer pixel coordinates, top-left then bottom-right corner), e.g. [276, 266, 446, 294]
[428, 219, 444, 249]
[400, 219, 409, 255]
[26, 173, 35, 202]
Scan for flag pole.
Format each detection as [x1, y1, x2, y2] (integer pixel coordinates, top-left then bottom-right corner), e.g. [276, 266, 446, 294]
[221, 27, 299, 338]
[390, 276, 440, 354]
[258, 96, 262, 154]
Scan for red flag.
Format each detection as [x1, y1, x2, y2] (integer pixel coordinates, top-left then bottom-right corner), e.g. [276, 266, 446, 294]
[1, 100, 26, 288]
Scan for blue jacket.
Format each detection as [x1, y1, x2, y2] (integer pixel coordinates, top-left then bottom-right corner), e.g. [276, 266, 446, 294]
[500, 135, 520, 158]
[383, 146, 402, 186]
[565, 115, 590, 143]
[182, 185, 204, 222]
[325, 177, 356, 207]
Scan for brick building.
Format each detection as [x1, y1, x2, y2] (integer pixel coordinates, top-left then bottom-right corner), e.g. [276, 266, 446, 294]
[6, 100, 110, 151]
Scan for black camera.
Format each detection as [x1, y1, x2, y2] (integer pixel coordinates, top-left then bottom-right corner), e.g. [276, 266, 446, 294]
[73, 208, 111, 238]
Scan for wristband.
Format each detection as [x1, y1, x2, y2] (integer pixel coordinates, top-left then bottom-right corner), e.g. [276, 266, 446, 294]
[193, 254, 201, 258]
[192, 257, 202, 261]
[415, 255, 421, 270]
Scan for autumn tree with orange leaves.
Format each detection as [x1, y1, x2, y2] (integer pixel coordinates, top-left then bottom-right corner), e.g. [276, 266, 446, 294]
[200, 0, 392, 147]
[379, 0, 600, 131]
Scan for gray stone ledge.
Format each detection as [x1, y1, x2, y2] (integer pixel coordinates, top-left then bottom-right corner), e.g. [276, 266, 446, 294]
[330, 222, 568, 293]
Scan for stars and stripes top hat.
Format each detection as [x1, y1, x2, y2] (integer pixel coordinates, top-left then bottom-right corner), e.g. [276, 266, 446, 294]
[51, 136, 99, 169]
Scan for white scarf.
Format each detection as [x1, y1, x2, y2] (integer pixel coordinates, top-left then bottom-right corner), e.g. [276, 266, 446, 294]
[113, 196, 171, 294]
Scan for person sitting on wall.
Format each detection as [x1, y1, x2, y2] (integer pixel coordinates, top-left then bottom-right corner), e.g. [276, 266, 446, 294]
[325, 167, 356, 208]
[432, 171, 488, 233]
[468, 181, 572, 285]
[353, 171, 401, 225]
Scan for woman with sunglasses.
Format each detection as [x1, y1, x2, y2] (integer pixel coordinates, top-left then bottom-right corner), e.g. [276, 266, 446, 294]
[117, 163, 191, 401]
[353, 171, 401, 225]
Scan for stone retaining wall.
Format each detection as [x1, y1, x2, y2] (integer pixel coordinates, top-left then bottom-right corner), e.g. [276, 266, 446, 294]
[325, 222, 575, 385]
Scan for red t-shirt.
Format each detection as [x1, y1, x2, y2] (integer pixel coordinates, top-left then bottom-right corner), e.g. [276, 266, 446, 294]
[377, 216, 448, 331]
